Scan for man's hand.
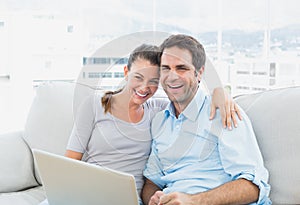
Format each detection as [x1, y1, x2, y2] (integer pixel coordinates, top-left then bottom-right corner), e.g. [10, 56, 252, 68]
[148, 191, 164, 205]
[158, 192, 195, 205]
[210, 87, 242, 130]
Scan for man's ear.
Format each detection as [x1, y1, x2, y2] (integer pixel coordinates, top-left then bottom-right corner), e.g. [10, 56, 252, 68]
[196, 66, 205, 82]
[124, 65, 129, 80]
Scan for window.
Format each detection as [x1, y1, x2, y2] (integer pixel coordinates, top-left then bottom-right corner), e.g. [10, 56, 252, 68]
[114, 72, 124, 78]
[88, 72, 112, 78]
[1, 0, 300, 133]
[114, 58, 128, 65]
[94, 58, 111, 64]
[269, 62, 276, 77]
[236, 86, 250, 90]
[67, 25, 74, 33]
[252, 87, 267, 91]
[253, 71, 267, 75]
[237, 71, 250, 75]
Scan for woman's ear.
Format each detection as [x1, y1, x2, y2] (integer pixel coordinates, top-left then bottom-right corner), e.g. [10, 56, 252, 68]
[124, 66, 129, 80]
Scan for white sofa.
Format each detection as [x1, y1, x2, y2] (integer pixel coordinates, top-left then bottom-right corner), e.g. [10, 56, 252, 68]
[0, 82, 299, 205]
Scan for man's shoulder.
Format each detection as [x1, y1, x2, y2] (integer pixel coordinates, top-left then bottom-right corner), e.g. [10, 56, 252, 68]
[150, 109, 168, 136]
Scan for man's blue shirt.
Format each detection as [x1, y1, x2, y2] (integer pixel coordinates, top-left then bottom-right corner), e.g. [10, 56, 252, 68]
[144, 88, 271, 204]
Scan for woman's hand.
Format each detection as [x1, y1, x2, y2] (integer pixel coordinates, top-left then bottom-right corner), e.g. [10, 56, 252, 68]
[210, 87, 242, 130]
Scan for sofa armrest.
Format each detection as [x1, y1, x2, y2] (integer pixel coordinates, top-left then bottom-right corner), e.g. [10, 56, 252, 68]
[236, 87, 300, 204]
[0, 131, 39, 193]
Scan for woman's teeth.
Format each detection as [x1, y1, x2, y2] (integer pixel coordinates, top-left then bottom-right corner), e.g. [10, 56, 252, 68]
[136, 91, 148, 97]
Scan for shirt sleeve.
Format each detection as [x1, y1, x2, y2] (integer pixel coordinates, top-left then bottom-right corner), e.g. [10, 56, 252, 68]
[217, 107, 271, 204]
[66, 94, 95, 153]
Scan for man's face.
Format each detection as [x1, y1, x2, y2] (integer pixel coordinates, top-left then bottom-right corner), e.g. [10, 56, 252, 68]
[160, 46, 203, 110]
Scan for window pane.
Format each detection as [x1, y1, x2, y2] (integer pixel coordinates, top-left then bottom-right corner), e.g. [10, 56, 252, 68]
[269, 0, 300, 88]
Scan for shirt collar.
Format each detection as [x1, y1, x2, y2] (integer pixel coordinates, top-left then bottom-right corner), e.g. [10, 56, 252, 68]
[164, 88, 207, 121]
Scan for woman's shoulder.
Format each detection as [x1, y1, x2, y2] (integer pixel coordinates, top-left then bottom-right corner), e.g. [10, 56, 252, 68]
[75, 91, 104, 112]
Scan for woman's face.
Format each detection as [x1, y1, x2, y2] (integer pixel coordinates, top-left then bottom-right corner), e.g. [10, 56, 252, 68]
[124, 58, 160, 105]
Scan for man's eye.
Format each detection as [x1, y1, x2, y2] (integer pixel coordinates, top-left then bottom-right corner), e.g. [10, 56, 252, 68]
[178, 67, 188, 70]
[161, 67, 170, 71]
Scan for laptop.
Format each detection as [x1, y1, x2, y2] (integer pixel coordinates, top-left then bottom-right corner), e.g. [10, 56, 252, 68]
[33, 149, 139, 205]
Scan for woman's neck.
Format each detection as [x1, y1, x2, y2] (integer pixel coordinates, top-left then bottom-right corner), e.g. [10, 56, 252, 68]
[109, 90, 144, 123]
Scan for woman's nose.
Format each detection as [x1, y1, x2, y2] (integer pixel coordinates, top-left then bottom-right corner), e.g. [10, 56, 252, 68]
[139, 82, 150, 91]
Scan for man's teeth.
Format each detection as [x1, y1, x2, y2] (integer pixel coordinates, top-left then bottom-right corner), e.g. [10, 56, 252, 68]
[136, 91, 148, 97]
[169, 85, 182, 89]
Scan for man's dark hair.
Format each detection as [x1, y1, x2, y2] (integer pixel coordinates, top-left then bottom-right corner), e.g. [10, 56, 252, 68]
[159, 34, 206, 71]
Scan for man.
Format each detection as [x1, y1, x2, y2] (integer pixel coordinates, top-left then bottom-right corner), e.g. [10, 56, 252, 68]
[142, 34, 271, 205]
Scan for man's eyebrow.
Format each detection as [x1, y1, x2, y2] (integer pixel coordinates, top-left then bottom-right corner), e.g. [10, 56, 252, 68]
[176, 64, 190, 69]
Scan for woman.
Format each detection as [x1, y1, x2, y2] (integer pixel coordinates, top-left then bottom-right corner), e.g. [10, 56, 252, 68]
[40, 44, 240, 205]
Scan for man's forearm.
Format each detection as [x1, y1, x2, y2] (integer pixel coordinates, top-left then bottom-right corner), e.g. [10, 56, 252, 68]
[142, 178, 161, 205]
[192, 179, 259, 205]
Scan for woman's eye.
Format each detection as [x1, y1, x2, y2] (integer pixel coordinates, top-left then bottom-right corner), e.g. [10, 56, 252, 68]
[135, 76, 143, 80]
[149, 80, 159, 85]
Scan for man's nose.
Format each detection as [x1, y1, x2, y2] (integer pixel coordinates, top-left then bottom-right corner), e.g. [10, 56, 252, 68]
[168, 70, 179, 80]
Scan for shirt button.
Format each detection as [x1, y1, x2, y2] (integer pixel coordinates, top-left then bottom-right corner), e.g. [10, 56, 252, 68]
[176, 124, 180, 129]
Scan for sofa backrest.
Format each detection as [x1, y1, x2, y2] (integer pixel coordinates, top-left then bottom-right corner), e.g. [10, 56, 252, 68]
[20, 82, 300, 203]
[235, 86, 300, 204]
[24, 82, 75, 155]
[23, 81, 95, 183]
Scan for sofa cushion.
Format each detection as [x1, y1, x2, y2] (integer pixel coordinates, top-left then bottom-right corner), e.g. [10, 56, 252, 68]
[24, 82, 75, 155]
[236, 86, 300, 204]
[0, 186, 45, 205]
[23, 81, 95, 184]
[0, 131, 38, 192]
